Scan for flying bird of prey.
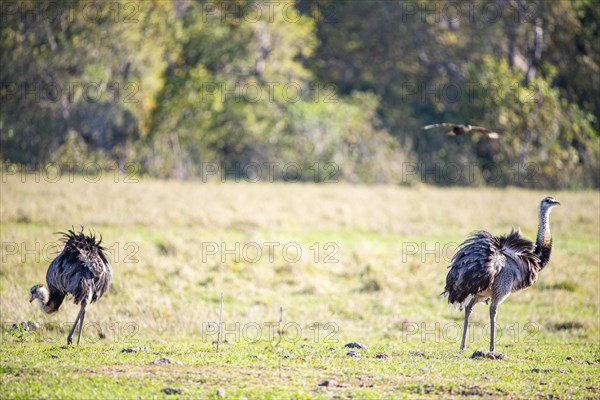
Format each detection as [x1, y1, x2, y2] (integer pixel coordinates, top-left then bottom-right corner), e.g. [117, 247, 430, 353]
[423, 123, 500, 139]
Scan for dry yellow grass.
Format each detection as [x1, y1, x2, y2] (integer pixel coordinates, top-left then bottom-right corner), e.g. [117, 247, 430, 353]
[1, 176, 598, 345]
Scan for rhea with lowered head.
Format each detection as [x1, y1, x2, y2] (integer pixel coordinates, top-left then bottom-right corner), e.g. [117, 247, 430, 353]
[442, 197, 560, 356]
[30, 228, 112, 345]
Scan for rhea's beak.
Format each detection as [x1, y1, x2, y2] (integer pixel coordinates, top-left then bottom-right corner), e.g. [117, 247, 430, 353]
[29, 295, 34, 303]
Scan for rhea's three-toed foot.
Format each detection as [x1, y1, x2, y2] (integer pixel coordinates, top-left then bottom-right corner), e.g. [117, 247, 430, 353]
[471, 350, 508, 360]
[486, 351, 507, 359]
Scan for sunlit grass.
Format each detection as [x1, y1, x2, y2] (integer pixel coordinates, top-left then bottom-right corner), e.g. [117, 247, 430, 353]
[1, 176, 598, 398]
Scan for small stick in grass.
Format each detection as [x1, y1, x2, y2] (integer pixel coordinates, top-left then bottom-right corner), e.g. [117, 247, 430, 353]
[278, 306, 283, 379]
[216, 292, 223, 352]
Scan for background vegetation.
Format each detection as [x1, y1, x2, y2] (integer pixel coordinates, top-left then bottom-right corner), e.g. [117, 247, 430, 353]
[1, 0, 598, 187]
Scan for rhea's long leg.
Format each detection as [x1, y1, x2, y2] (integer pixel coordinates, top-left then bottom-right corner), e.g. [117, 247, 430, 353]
[460, 306, 472, 350]
[67, 304, 86, 345]
[489, 295, 510, 354]
[76, 307, 86, 345]
[460, 297, 477, 351]
[489, 279, 511, 354]
[489, 304, 498, 352]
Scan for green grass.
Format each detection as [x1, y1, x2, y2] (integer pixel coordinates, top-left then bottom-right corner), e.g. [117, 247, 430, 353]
[1, 340, 598, 398]
[1, 176, 599, 398]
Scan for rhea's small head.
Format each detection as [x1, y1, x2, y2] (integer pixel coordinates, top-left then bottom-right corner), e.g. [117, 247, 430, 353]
[541, 196, 560, 211]
[30, 284, 44, 303]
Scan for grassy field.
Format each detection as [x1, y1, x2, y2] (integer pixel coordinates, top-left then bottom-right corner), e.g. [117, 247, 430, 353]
[1, 175, 599, 398]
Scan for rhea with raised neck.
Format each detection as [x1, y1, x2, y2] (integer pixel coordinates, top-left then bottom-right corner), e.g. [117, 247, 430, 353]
[442, 196, 560, 355]
[535, 196, 560, 270]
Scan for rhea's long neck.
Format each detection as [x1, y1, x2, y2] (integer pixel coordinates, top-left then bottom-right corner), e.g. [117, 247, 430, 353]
[536, 207, 553, 269]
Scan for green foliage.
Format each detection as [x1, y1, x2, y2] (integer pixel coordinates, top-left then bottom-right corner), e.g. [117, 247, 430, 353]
[305, 0, 599, 188]
[144, 1, 403, 182]
[6, 321, 36, 345]
[462, 56, 599, 188]
[285, 92, 406, 183]
[1, 0, 598, 187]
[0, 0, 176, 164]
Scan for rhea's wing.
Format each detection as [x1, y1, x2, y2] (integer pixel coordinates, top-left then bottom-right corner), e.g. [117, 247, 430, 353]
[46, 236, 88, 295]
[73, 232, 112, 302]
[443, 231, 506, 308]
[46, 250, 70, 294]
[423, 123, 456, 130]
[44, 240, 89, 305]
[40, 252, 68, 313]
[91, 252, 112, 303]
[51, 228, 112, 304]
[497, 229, 540, 290]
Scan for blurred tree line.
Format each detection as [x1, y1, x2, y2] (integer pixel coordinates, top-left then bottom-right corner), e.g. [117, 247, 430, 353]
[1, 0, 598, 187]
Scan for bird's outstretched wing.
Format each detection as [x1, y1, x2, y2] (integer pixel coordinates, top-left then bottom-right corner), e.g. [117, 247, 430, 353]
[469, 126, 500, 139]
[423, 123, 456, 130]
